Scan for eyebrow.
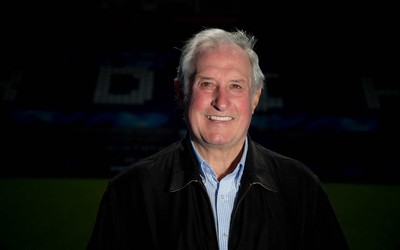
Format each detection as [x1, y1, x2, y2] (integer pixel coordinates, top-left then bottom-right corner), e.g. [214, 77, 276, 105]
[196, 76, 247, 83]
[230, 79, 245, 84]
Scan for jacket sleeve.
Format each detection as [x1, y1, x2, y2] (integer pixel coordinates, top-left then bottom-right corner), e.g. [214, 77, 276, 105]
[86, 185, 124, 250]
[294, 174, 350, 250]
[310, 185, 349, 249]
[276, 156, 349, 250]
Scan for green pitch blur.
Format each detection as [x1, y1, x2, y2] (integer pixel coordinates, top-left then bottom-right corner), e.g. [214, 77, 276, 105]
[0, 179, 399, 250]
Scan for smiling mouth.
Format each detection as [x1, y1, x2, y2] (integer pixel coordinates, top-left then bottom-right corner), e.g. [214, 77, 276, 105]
[207, 115, 233, 122]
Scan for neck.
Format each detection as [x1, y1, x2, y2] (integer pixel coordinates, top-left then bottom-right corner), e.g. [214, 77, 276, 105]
[192, 140, 245, 180]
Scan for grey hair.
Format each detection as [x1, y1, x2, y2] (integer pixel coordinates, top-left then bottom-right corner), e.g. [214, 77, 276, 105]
[176, 27, 265, 103]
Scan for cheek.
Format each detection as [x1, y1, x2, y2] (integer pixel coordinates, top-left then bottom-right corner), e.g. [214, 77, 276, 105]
[235, 98, 253, 113]
[187, 98, 204, 121]
[190, 92, 210, 109]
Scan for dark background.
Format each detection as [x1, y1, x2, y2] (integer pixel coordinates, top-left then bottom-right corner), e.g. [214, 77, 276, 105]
[1, 1, 399, 182]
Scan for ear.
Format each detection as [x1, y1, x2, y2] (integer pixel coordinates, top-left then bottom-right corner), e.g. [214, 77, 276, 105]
[174, 77, 184, 106]
[251, 87, 263, 114]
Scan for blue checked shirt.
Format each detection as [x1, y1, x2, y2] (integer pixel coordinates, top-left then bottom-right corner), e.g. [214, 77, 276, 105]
[191, 138, 247, 250]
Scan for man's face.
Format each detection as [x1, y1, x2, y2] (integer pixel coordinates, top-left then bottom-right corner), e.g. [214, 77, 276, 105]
[186, 44, 261, 150]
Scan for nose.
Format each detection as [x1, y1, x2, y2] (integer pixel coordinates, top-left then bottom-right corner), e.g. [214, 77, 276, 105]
[211, 88, 230, 111]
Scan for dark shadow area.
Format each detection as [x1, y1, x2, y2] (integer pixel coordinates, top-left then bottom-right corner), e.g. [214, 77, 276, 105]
[1, 1, 399, 183]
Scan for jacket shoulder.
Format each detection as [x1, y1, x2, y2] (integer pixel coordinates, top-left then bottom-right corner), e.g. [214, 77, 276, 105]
[251, 140, 321, 185]
[110, 140, 182, 185]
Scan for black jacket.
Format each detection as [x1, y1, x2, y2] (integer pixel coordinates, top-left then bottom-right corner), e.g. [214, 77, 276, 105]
[87, 134, 349, 250]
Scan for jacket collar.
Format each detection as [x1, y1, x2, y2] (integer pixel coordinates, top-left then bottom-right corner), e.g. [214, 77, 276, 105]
[169, 133, 203, 192]
[241, 138, 278, 192]
[169, 133, 278, 193]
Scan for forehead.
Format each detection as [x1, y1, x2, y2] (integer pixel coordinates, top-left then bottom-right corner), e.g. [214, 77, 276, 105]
[196, 43, 248, 60]
[195, 44, 252, 76]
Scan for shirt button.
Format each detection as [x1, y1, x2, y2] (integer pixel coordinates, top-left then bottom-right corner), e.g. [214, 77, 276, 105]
[220, 195, 224, 199]
[223, 233, 228, 238]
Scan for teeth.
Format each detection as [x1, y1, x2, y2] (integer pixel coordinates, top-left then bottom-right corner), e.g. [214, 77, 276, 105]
[207, 115, 233, 121]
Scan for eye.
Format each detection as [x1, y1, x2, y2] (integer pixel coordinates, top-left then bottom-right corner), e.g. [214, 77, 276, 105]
[199, 81, 215, 89]
[231, 84, 243, 89]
